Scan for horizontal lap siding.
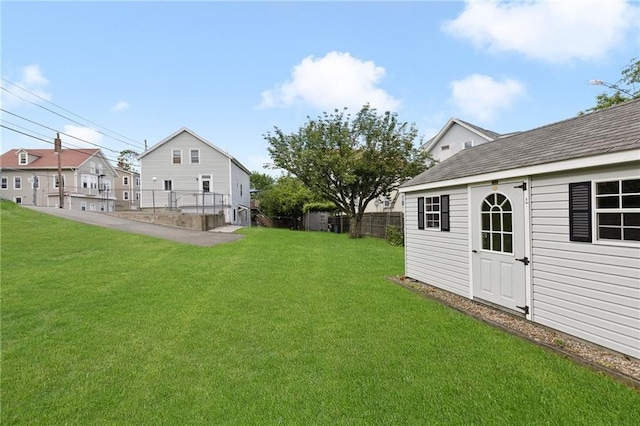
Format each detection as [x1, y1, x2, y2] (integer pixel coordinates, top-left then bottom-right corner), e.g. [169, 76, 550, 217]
[405, 186, 469, 297]
[531, 165, 640, 358]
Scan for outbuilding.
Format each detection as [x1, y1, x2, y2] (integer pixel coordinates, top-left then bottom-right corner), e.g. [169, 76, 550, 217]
[399, 99, 640, 359]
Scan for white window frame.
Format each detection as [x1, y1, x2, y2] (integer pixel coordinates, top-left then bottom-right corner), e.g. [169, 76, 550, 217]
[14, 196, 22, 204]
[18, 152, 28, 165]
[163, 180, 173, 191]
[172, 150, 182, 164]
[1, 177, 7, 190]
[593, 178, 640, 246]
[53, 174, 65, 189]
[135, 177, 140, 187]
[14, 176, 22, 190]
[135, 192, 140, 200]
[81, 202, 87, 211]
[123, 176, 129, 186]
[464, 140, 474, 149]
[190, 149, 200, 164]
[90, 161, 96, 174]
[425, 196, 440, 229]
[123, 191, 130, 200]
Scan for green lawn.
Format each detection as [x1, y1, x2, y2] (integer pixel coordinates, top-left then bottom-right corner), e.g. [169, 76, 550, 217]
[1, 201, 639, 424]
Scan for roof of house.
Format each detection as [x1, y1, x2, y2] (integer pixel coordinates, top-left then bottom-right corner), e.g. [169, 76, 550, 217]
[419, 118, 501, 153]
[138, 127, 251, 175]
[0, 148, 102, 170]
[402, 98, 640, 188]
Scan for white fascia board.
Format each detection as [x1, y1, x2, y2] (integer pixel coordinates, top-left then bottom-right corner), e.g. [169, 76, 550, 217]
[399, 149, 640, 193]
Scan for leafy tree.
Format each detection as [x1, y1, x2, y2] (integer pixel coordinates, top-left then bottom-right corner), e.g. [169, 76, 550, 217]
[583, 57, 639, 113]
[264, 104, 431, 238]
[117, 149, 139, 172]
[259, 176, 320, 228]
[250, 172, 275, 195]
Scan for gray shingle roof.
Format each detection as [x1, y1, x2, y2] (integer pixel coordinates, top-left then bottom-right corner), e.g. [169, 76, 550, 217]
[403, 98, 640, 188]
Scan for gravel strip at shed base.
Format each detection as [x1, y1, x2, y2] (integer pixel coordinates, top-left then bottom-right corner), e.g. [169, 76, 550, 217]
[389, 276, 640, 390]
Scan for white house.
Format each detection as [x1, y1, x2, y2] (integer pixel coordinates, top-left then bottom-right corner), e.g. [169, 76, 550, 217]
[138, 128, 251, 226]
[364, 118, 501, 214]
[0, 147, 118, 211]
[399, 99, 640, 359]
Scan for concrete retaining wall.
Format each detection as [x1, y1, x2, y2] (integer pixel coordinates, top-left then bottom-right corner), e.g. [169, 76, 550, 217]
[109, 211, 226, 231]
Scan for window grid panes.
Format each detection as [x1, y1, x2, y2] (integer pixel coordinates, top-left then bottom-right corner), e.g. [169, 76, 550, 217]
[190, 150, 199, 164]
[172, 150, 182, 164]
[596, 178, 640, 242]
[481, 193, 513, 253]
[425, 196, 440, 228]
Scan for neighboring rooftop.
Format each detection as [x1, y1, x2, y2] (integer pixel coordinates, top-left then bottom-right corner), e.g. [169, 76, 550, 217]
[0, 148, 101, 169]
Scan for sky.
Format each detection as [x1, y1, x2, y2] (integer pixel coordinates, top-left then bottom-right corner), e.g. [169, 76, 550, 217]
[1, 0, 639, 176]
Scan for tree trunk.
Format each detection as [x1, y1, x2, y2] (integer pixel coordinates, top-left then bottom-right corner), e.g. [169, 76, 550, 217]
[349, 214, 363, 238]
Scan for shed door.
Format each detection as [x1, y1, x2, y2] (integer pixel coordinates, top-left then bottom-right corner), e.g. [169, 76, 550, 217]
[471, 182, 527, 315]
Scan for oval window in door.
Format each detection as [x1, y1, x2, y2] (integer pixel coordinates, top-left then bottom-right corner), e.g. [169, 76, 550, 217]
[481, 193, 513, 253]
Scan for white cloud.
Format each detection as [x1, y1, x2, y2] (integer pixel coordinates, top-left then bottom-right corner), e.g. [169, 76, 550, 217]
[2, 64, 52, 107]
[61, 125, 104, 149]
[449, 74, 525, 122]
[260, 51, 401, 112]
[111, 100, 131, 111]
[442, 0, 639, 63]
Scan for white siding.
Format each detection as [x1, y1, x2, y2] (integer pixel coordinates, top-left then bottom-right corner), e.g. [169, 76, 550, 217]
[531, 164, 640, 358]
[429, 124, 488, 162]
[405, 185, 470, 297]
[230, 160, 251, 225]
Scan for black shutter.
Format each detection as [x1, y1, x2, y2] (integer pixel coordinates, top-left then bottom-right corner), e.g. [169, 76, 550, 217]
[418, 197, 424, 230]
[569, 182, 592, 242]
[441, 195, 450, 232]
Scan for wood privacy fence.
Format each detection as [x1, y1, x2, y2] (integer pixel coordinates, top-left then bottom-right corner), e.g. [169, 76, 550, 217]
[328, 212, 404, 238]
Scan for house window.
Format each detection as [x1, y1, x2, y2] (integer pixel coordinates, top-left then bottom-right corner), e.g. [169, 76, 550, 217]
[240, 184, 243, 197]
[441, 145, 450, 151]
[14, 197, 22, 204]
[190, 149, 200, 164]
[14, 176, 22, 189]
[123, 191, 129, 200]
[481, 193, 513, 253]
[90, 161, 96, 174]
[18, 152, 27, 165]
[135, 192, 140, 200]
[464, 141, 474, 149]
[135, 177, 140, 187]
[172, 150, 182, 164]
[81, 202, 87, 211]
[123, 176, 129, 185]
[384, 197, 391, 208]
[164, 180, 173, 191]
[53, 175, 65, 189]
[595, 179, 640, 242]
[1, 177, 7, 189]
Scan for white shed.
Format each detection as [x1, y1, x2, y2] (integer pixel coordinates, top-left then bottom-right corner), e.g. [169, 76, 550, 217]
[400, 99, 640, 359]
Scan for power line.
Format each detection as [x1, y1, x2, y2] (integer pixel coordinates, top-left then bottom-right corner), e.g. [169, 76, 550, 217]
[0, 83, 145, 151]
[0, 124, 121, 165]
[1, 108, 124, 155]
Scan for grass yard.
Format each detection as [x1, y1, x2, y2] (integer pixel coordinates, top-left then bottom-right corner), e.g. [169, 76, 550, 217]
[1, 201, 639, 424]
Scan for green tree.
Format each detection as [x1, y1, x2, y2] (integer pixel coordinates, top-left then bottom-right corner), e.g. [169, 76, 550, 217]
[117, 149, 139, 172]
[250, 172, 275, 194]
[583, 57, 639, 113]
[259, 176, 319, 229]
[264, 104, 431, 238]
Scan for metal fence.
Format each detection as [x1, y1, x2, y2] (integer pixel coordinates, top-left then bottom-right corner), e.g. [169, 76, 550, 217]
[140, 190, 230, 214]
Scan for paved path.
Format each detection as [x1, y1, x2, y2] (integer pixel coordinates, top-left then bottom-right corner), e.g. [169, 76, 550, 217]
[24, 206, 245, 247]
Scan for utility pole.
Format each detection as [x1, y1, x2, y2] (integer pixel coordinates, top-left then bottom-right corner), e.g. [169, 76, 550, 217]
[55, 133, 63, 208]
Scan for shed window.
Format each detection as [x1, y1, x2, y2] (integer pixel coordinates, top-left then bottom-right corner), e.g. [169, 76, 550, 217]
[418, 195, 449, 231]
[481, 193, 513, 253]
[595, 178, 640, 242]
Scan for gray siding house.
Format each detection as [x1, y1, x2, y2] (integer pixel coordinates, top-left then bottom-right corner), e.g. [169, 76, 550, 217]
[0, 148, 117, 211]
[399, 99, 640, 359]
[364, 118, 500, 214]
[138, 128, 251, 225]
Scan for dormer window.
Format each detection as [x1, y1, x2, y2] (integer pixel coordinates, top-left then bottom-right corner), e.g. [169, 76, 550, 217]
[18, 151, 28, 165]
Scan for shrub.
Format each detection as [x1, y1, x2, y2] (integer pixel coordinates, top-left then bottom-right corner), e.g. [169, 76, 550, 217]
[386, 225, 404, 246]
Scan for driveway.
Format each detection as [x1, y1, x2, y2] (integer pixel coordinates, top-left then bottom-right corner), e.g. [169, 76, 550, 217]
[24, 206, 244, 247]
